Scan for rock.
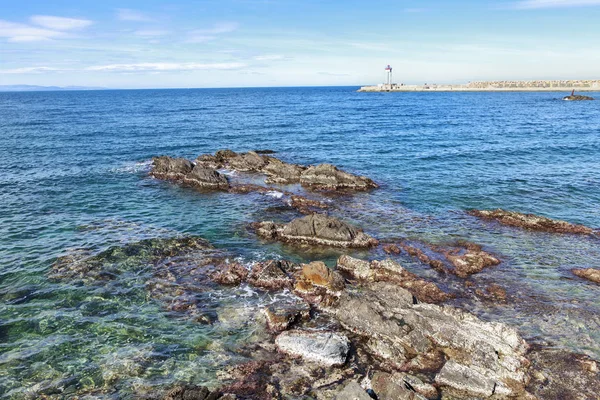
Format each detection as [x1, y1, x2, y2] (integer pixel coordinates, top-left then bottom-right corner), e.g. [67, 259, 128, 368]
[469, 209, 595, 235]
[163, 385, 222, 400]
[526, 348, 600, 400]
[382, 244, 401, 254]
[183, 165, 229, 189]
[227, 151, 267, 172]
[398, 242, 447, 273]
[572, 268, 600, 284]
[563, 94, 594, 101]
[336, 255, 452, 304]
[294, 261, 346, 306]
[475, 284, 508, 302]
[300, 163, 378, 191]
[254, 149, 276, 154]
[371, 371, 432, 400]
[215, 149, 238, 160]
[151, 156, 194, 179]
[289, 195, 329, 215]
[262, 158, 305, 184]
[220, 360, 280, 400]
[195, 154, 223, 169]
[264, 300, 311, 332]
[247, 260, 299, 290]
[211, 262, 248, 285]
[329, 282, 530, 398]
[253, 214, 378, 248]
[334, 381, 372, 400]
[275, 330, 350, 367]
[228, 184, 273, 195]
[443, 242, 500, 278]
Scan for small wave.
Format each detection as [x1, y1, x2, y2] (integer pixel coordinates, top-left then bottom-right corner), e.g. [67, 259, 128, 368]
[266, 191, 284, 199]
[110, 160, 152, 174]
[218, 169, 238, 177]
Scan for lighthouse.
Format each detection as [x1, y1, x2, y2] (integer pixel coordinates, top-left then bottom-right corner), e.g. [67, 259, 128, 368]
[385, 64, 393, 86]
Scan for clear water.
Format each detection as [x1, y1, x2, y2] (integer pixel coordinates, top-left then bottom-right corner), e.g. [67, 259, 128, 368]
[1, 88, 600, 398]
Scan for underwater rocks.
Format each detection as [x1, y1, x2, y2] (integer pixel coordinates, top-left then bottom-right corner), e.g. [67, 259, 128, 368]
[572, 267, 600, 284]
[336, 255, 452, 303]
[151, 156, 229, 189]
[247, 259, 300, 291]
[253, 214, 378, 248]
[469, 209, 595, 236]
[443, 242, 500, 278]
[275, 330, 350, 366]
[288, 195, 329, 215]
[50, 236, 214, 282]
[329, 282, 531, 399]
[163, 385, 225, 400]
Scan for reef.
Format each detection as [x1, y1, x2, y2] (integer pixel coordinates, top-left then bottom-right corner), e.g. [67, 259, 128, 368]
[469, 209, 595, 235]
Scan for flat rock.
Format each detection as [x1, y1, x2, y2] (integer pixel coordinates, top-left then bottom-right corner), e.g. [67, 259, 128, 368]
[469, 209, 595, 235]
[336, 255, 452, 303]
[254, 214, 378, 248]
[300, 163, 377, 191]
[572, 268, 600, 284]
[333, 381, 372, 400]
[183, 165, 229, 189]
[275, 330, 350, 367]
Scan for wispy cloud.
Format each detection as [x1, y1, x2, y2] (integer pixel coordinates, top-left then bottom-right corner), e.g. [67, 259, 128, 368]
[193, 22, 239, 35]
[134, 29, 170, 37]
[85, 62, 246, 72]
[0, 66, 66, 74]
[30, 15, 92, 30]
[116, 9, 153, 22]
[0, 20, 64, 42]
[514, 0, 600, 8]
[253, 54, 285, 61]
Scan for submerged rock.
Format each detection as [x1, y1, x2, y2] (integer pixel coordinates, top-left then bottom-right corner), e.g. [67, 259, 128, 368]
[300, 163, 378, 191]
[163, 385, 223, 400]
[275, 330, 350, 367]
[289, 195, 329, 215]
[253, 214, 378, 248]
[469, 209, 595, 235]
[337, 255, 452, 303]
[443, 242, 500, 278]
[572, 268, 600, 284]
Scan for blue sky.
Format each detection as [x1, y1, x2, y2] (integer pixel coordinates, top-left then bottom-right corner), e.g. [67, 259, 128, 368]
[1, 0, 600, 88]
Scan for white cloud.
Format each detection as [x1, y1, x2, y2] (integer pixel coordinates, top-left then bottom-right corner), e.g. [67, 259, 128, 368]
[117, 9, 153, 22]
[85, 62, 246, 72]
[0, 66, 66, 74]
[253, 55, 285, 61]
[515, 0, 600, 8]
[194, 22, 239, 35]
[134, 29, 170, 37]
[30, 15, 92, 30]
[0, 20, 64, 42]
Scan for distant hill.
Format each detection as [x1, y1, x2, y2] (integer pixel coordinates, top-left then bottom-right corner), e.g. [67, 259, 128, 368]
[0, 85, 106, 92]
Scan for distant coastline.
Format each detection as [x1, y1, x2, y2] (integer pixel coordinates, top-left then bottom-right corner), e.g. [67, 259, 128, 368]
[359, 79, 600, 92]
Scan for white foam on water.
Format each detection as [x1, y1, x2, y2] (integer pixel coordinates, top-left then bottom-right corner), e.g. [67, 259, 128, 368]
[266, 191, 284, 199]
[218, 169, 238, 177]
[110, 160, 153, 173]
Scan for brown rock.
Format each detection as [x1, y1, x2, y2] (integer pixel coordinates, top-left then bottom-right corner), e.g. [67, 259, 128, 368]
[469, 209, 595, 235]
[475, 284, 508, 302]
[398, 242, 447, 273]
[264, 301, 311, 332]
[572, 268, 600, 284]
[289, 195, 328, 215]
[247, 260, 299, 290]
[211, 262, 248, 285]
[294, 261, 345, 306]
[383, 244, 401, 254]
[443, 242, 500, 278]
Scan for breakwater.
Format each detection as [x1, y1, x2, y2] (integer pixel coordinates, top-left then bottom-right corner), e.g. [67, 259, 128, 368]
[359, 79, 600, 92]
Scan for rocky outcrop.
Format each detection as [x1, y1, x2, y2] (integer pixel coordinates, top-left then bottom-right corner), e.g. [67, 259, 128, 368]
[151, 156, 229, 189]
[329, 282, 531, 399]
[563, 94, 594, 101]
[275, 330, 350, 367]
[469, 209, 595, 235]
[371, 371, 435, 400]
[336, 255, 452, 303]
[572, 268, 600, 284]
[300, 163, 378, 191]
[247, 259, 299, 290]
[262, 157, 306, 184]
[211, 262, 248, 285]
[294, 261, 346, 306]
[253, 214, 378, 248]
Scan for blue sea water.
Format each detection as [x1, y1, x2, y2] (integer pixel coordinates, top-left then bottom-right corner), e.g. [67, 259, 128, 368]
[1, 87, 600, 398]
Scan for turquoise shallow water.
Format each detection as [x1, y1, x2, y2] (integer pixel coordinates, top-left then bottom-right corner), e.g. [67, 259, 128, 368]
[1, 87, 600, 398]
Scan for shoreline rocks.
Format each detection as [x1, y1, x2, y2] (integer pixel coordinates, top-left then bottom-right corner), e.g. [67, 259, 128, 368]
[469, 209, 595, 236]
[275, 330, 350, 366]
[151, 156, 229, 189]
[253, 214, 378, 248]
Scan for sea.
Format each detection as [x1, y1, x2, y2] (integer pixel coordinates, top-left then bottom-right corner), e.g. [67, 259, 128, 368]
[1, 87, 599, 398]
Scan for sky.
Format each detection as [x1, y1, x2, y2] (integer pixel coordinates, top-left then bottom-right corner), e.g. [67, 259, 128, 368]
[1, 0, 600, 88]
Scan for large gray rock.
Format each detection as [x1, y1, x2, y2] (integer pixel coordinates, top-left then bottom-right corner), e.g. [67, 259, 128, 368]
[253, 214, 378, 248]
[275, 330, 350, 366]
[328, 282, 530, 398]
[184, 165, 229, 189]
[151, 156, 194, 179]
[227, 151, 267, 171]
[334, 381, 372, 400]
[262, 157, 306, 184]
[300, 163, 377, 190]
